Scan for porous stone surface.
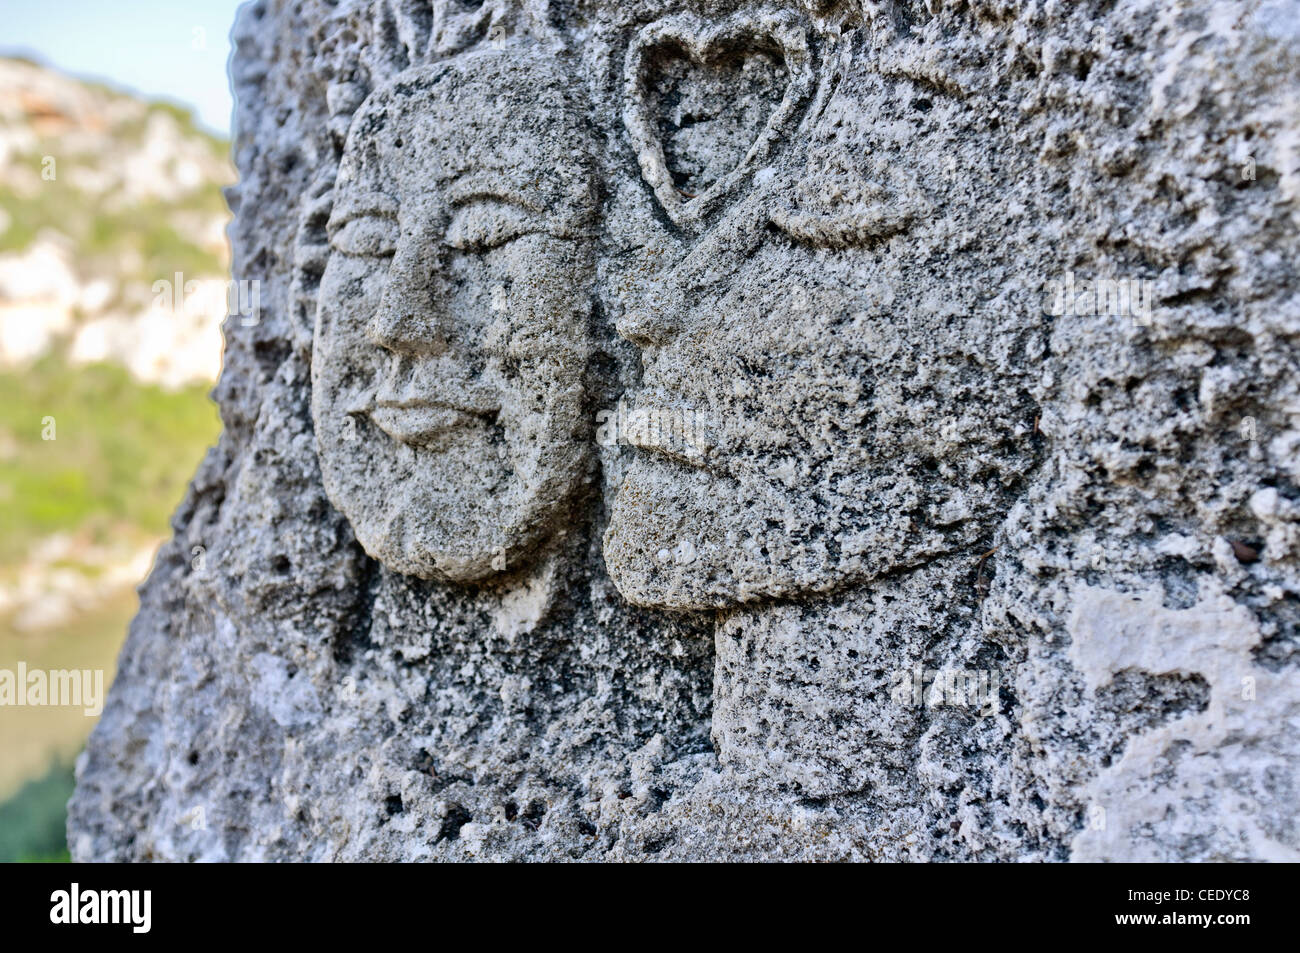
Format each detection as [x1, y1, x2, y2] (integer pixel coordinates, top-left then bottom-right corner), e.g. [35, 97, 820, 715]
[70, 0, 1300, 861]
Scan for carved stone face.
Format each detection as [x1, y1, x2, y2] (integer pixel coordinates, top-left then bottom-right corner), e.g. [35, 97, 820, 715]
[604, 168, 1040, 610]
[312, 51, 596, 582]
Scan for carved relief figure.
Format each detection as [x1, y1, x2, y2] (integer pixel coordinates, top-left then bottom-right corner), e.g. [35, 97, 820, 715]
[311, 48, 599, 582]
[602, 7, 1044, 796]
[604, 12, 1039, 611]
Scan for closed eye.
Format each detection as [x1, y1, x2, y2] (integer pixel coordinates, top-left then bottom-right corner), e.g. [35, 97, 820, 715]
[329, 215, 397, 257]
[446, 201, 540, 252]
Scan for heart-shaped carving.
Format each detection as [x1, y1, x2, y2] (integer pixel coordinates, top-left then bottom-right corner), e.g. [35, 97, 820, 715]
[624, 10, 814, 232]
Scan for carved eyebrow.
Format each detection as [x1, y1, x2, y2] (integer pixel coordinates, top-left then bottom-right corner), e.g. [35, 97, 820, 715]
[446, 175, 545, 215]
[328, 193, 398, 231]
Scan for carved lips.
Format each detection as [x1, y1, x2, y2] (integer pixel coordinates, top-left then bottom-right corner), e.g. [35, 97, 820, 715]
[620, 398, 720, 473]
[369, 402, 486, 448]
[369, 364, 500, 449]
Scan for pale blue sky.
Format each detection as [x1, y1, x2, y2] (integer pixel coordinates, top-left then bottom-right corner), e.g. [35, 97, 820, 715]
[1, 0, 246, 136]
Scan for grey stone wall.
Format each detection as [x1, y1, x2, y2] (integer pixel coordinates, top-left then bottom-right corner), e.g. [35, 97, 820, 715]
[69, 0, 1300, 861]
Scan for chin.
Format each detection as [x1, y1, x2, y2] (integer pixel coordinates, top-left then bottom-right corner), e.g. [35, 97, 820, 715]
[356, 523, 502, 583]
[386, 495, 571, 583]
[603, 456, 768, 610]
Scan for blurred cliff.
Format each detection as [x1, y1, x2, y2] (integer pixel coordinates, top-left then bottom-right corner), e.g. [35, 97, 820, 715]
[0, 55, 231, 858]
[0, 55, 234, 385]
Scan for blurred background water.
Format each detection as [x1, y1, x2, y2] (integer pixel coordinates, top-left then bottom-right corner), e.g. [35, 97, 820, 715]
[0, 0, 243, 861]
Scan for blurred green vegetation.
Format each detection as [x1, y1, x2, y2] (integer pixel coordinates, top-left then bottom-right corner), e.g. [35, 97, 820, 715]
[0, 357, 221, 858]
[0, 176, 226, 279]
[0, 55, 230, 864]
[0, 761, 75, 862]
[0, 357, 220, 859]
[0, 355, 221, 565]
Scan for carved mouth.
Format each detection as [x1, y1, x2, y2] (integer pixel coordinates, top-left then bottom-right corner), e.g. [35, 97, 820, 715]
[369, 399, 497, 449]
[621, 399, 719, 473]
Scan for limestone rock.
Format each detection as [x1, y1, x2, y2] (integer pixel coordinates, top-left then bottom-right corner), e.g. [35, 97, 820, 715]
[70, 0, 1300, 862]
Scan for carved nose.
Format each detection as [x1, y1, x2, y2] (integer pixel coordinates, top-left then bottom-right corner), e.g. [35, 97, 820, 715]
[615, 305, 681, 348]
[367, 242, 450, 356]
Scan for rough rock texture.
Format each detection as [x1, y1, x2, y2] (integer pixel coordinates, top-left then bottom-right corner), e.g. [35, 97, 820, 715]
[70, 0, 1300, 861]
